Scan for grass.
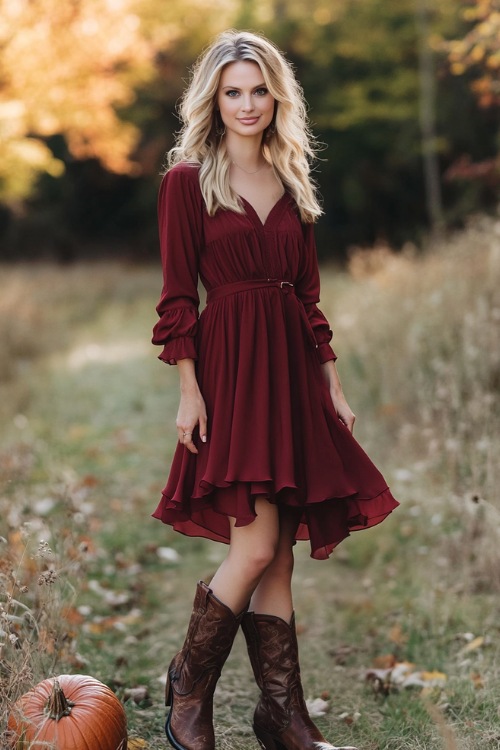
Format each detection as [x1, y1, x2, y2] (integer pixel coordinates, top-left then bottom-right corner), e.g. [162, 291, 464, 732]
[1, 214, 500, 748]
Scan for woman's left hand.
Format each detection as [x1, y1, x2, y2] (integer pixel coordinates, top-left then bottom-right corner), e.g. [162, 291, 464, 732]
[320, 359, 356, 433]
[330, 389, 356, 433]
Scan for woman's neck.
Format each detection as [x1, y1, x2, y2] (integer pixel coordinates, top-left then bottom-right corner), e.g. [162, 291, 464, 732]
[225, 132, 265, 173]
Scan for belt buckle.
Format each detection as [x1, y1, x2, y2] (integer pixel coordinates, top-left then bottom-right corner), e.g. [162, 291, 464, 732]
[280, 281, 293, 289]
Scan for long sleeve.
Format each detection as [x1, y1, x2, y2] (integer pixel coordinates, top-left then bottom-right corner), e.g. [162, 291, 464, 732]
[295, 222, 337, 363]
[152, 164, 203, 365]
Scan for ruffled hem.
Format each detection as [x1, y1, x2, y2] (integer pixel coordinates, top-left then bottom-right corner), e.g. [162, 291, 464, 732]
[152, 480, 398, 560]
[152, 306, 198, 364]
[158, 337, 197, 365]
[317, 342, 337, 363]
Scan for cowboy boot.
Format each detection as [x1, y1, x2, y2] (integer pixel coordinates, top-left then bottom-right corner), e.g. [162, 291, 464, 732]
[241, 612, 358, 750]
[165, 581, 245, 750]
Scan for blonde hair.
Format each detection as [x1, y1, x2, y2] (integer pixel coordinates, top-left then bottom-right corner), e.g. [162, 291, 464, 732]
[167, 29, 322, 223]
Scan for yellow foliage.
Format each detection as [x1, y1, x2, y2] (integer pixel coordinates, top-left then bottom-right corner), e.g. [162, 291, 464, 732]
[450, 62, 466, 75]
[446, 0, 500, 106]
[0, 0, 155, 196]
[470, 44, 486, 62]
[486, 52, 500, 68]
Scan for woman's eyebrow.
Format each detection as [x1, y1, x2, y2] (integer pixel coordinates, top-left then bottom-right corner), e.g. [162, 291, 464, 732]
[221, 83, 266, 90]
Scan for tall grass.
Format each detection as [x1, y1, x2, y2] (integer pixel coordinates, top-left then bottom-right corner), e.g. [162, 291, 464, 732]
[320, 215, 500, 594]
[0, 520, 87, 746]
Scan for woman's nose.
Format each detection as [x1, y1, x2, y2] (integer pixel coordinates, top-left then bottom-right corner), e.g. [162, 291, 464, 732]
[240, 94, 254, 111]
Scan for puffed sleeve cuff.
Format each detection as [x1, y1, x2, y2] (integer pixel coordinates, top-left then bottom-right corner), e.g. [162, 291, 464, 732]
[152, 306, 198, 365]
[303, 302, 337, 362]
[317, 342, 338, 363]
[158, 337, 198, 365]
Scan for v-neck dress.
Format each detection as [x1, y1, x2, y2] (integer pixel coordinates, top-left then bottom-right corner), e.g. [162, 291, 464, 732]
[151, 162, 398, 559]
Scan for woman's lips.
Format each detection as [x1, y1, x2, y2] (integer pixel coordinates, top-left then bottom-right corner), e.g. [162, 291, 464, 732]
[238, 117, 260, 125]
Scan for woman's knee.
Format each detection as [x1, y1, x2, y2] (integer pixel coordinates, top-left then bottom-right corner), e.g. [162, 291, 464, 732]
[233, 539, 278, 576]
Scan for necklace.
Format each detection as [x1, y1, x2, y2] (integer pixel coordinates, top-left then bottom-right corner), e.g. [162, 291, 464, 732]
[231, 160, 267, 175]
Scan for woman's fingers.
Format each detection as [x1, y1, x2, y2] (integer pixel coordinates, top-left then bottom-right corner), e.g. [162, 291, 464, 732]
[177, 427, 206, 453]
[184, 433, 198, 454]
[177, 426, 198, 454]
[344, 414, 355, 434]
[329, 390, 356, 435]
[199, 413, 208, 443]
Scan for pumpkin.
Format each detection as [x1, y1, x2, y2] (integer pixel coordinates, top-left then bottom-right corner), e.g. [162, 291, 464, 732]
[7, 674, 127, 749]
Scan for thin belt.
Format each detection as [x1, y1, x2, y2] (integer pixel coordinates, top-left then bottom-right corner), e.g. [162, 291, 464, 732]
[206, 279, 295, 304]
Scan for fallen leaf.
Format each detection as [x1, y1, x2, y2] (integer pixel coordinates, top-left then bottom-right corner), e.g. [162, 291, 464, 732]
[389, 624, 407, 645]
[157, 547, 180, 563]
[124, 686, 150, 704]
[471, 672, 484, 689]
[402, 670, 447, 689]
[338, 711, 361, 725]
[372, 653, 397, 669]
[306, 697, 330, 717]
[366, 661, 446, 694]
[460, 636, 485, 654]
[330, 644, 358, 665]
[419, 670, 448, 683]
[80, 474, 100, 487]
[62, 607, 85, 625]
[127, 740, 148, 749]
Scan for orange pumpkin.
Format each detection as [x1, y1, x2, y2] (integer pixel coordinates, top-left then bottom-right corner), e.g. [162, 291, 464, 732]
[7, 674, 127, 749]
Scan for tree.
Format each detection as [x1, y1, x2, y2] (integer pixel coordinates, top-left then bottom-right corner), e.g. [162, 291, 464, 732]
[442, 1, 500, 188]
[446, 0, 500, 108]
[0, 0, 154, 200]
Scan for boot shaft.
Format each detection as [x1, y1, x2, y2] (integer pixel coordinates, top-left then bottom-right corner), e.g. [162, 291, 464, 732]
[171, 581, 244, 696]
[165, 582, 246, 750]
[242, 612, 304, 728]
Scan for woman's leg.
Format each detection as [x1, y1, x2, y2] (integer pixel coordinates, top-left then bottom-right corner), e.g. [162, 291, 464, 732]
[165, 498, 279, 750]
[249, 507, 300, 622]
[241, 508, 358, 750]
[209, 496, 280, 613]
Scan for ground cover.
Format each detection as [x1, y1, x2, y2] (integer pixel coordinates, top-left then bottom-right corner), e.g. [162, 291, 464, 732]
[1, 219, 499, 748]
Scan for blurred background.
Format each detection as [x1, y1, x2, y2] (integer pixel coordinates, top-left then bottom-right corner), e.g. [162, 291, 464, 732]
[1, 3, 500, 748]
[0, 0, 499, 262]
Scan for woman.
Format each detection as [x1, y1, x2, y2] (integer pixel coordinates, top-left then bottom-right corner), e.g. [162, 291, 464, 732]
[152, 29, 398, 750]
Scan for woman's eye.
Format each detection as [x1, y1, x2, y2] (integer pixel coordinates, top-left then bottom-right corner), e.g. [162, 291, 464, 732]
[255, 87, 268, 96]
[226, 90, 239, 97]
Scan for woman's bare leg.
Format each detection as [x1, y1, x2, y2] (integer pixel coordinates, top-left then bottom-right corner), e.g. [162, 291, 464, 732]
[209, 496, 280, 614]
[249, 508, 300, 622]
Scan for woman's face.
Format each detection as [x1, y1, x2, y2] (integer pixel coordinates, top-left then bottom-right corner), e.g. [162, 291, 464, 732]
[216, 60, 275, 140]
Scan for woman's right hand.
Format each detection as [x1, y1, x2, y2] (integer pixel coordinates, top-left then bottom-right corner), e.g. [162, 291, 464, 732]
[175, 358, 207, 453]
[176, 386, 207, 454]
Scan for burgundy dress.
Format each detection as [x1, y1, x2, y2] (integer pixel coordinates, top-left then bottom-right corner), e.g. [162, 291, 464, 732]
[152, 162, 398, 560]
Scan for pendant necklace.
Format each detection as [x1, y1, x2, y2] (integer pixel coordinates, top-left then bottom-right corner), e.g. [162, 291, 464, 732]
[232, 160, 267, 175]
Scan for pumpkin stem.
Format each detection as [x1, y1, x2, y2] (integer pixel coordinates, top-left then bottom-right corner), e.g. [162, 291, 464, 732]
[46, 679, 76, 721]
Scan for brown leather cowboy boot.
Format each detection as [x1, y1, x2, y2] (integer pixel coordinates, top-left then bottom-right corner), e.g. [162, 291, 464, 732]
[165, 581, 245, 750]
[241, 612, 358, 750]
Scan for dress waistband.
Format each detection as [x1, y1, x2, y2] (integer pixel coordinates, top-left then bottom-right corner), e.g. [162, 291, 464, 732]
[206, 279, 295, 304]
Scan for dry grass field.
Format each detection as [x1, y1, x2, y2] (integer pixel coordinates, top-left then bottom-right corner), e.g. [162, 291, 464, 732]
[1, 216, 500, 748]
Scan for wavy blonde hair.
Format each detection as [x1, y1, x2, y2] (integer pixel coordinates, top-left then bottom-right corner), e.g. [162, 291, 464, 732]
[167, 29, 322, 223]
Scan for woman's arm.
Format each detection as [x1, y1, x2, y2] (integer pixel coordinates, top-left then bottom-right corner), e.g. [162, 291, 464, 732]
[152, 165, 202, 365]
[321, 359, 356, 433]
[176, 358, 207, 454]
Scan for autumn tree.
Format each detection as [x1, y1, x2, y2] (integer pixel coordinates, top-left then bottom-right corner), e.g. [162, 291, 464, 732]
[0, 0, 154, 201]
[442, 1, 500, 186]
[447, 0, 500, 107]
